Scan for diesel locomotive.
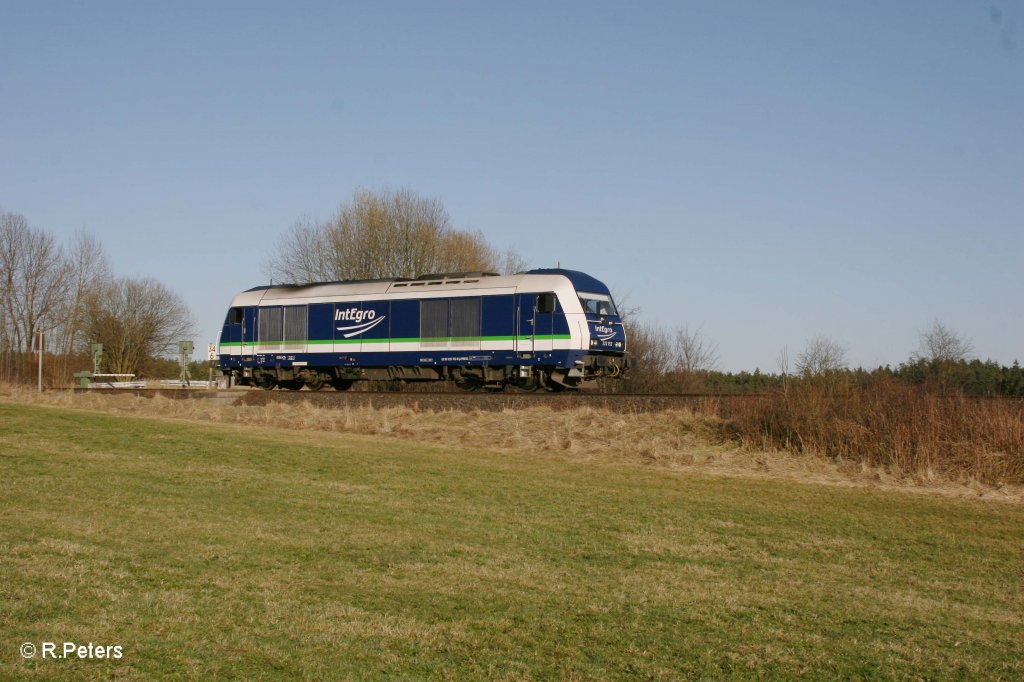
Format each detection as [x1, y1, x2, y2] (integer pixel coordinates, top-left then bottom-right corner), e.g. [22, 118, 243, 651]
[217, 268, 628, 391]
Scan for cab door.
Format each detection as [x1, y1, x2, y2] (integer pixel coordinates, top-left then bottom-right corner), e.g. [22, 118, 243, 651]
[533, 293, 555, 352]
[242, 307, 256, 355]
[515, 293, 555, 353]
[514, 294, 532, 353]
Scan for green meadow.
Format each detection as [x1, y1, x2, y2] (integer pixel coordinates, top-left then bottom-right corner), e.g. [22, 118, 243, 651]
[2, 402, 1022, 679]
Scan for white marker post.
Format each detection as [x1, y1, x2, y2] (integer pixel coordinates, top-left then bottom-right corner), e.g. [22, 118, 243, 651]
[208, 344, 217, 389]
[37, 331, 43, 392]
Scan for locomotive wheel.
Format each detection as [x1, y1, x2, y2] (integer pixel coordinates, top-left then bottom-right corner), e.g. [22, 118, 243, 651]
[331, 379, 353, 391]
[256, 376, 276, 390]
[305, 376, 325, 391]
[513, 376, 540, 392]
[454, 379, 479, 392]
[282, 380, 304, 391]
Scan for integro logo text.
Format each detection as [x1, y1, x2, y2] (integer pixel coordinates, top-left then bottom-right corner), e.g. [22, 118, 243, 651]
[335, 308, 376, 323]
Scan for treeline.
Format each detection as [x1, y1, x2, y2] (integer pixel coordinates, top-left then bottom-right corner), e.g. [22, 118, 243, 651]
[884, 359, 1024, 396]
[0, 209, 195, 385]
[620, 319, 1022, 396]
[617, 360, 1024, 397]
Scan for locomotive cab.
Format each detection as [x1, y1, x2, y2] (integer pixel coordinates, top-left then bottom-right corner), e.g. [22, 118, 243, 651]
[520, 269, 628, 389]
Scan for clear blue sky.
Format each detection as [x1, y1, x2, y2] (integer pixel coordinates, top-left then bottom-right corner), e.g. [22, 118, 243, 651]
[2, 1, 1021, 371]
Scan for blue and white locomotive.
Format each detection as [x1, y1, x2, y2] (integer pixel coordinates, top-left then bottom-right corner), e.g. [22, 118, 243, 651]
[218, 268, 628, 391]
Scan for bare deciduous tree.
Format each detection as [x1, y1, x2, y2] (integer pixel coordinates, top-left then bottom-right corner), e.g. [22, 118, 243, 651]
[672, 325, 720, 373]
[611, 290, 641, 326]
[913, 319, 974, 362]
[776, 346, 790, 375]
[0, 210, 70, 355]
[55, 231, 111, 357]
[81, 277, 196, 375]
[777, 345, 791, 391]
[497, 246, 529, 276]
[621, 322, 672, 392]
[266, 188, 525, 282]
[795, 335, 847, 376]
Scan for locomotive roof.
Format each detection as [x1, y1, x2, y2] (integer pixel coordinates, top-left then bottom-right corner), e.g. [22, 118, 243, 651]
[525, 269, 611, 294]
[231, 269, 610, 307]
[244, 272, 498, 293]
[245, 268, 607, 294]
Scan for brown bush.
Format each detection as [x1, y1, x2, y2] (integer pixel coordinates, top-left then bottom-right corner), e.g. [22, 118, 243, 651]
[719, 375, 1024, 484]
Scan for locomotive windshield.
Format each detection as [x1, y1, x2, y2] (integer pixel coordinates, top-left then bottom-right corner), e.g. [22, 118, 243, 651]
[578, 292, 617, 316]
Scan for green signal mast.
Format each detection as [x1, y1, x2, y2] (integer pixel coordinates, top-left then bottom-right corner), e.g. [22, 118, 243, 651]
[179, 341, 194, 387]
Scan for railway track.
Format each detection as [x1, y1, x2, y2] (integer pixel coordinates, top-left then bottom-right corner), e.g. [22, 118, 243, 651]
[69, 387, 760, 413]
[68, 387, 1021, 413]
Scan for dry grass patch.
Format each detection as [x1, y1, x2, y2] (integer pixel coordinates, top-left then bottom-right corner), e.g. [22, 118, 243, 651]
[3, 384, 1022, 503]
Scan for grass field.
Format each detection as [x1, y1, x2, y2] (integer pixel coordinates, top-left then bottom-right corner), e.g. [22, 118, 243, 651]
[2, 401, 1023, 679]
